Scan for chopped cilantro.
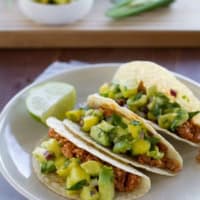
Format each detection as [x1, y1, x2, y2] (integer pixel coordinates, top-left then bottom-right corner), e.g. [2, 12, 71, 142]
[67, 180, 88, 191]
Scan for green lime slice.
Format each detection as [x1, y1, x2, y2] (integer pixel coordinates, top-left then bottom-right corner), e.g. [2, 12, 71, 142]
[26, 81, 76, 124]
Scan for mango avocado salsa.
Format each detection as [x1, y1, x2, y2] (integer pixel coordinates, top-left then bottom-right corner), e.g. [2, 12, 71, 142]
[98, 82, 200, 143]
[33, 138, 115, 200]
[66, 107, 164, 161]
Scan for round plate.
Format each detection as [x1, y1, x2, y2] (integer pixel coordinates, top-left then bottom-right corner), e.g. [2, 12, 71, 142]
[0, 64, 200, 200]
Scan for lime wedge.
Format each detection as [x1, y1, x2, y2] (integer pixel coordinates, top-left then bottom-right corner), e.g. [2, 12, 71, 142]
[26, 82, 76, 124]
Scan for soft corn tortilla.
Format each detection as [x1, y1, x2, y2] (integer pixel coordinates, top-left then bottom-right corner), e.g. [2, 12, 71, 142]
[33, 117, 151, 200]
[112, 61, 200, 147]
[113, 61, 200, 112]
[63, 94, 183, 176]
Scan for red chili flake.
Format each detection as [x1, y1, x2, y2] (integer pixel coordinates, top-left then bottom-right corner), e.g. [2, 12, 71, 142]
[170, 89, 177, 97]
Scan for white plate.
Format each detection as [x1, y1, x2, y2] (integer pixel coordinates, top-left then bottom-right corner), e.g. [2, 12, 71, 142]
[0, 63, 200, 200]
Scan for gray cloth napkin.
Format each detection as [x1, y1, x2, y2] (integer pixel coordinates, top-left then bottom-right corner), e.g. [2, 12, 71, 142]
[36, 60, 88, 82]
[0, 61, 88, 200]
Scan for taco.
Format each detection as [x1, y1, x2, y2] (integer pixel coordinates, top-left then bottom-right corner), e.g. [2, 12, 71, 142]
[97, 61, 200, 147]
[63, 94, 183, 176]
[32, 117, 151, 200]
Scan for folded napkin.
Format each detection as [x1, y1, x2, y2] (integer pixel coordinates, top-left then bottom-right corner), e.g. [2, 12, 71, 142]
[35, 60, 88, 82]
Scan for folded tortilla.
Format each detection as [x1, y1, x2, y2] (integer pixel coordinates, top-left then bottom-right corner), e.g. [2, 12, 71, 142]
[113, 61, 200, 112]
[63, 94, 183, 176]
[112, 61, 200, 147]
[33, 117, 151, 200]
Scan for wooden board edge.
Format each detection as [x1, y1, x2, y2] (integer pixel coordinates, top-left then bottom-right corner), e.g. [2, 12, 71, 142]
[1, 31, 200, 48]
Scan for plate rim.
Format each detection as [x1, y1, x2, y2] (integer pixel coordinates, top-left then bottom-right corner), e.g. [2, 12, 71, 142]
[0, 63, 200, 200]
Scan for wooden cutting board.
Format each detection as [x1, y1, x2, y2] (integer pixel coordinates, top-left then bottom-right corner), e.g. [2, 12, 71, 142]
[1, 0, 200, 48]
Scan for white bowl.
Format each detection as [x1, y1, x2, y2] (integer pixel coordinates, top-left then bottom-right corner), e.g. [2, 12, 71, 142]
[18, 0, 94, 25]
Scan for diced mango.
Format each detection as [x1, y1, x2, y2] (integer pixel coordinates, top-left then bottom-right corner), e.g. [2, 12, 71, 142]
[41, 138, 61, 157]
[55, 157, 66, 169]
[57, 167, 70, 177]
[66, 165, 90, 190]
[66, 109, 84, 122]
[82, 116, 99, 132]
[128, 120, 142, 138]
[120, 84, 137, 98]
[132, 139, 150, 155]
[147, 146, 164, 160]
[99, 83, 110, 97]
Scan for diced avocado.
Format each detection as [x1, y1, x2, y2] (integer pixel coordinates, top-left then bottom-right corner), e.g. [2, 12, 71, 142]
[147, 85, 158, 98]
[80, 186, 99, 200]
[85, 109, 103, 120]
[66, 109, 85, 122]
[114, 126, 129, 138]
[132, 139, 150, 156]
[93, 110, 104, 120]
[99, 83, 110, 97]
[97, 121, 114, 133]
[90, 126, 111, 147]
[114, 92, 124, 100]
[170, 109, 189, 131]
[81, 161, 102, 176]
[128, 120, 142, 138]
[108, 84, 120, 99]
[82, 116, 99, 132]
[127, 93, 148, 111]
[66, 165, 90, 191]
[98, 166, 114, 200]
[32, 147, 48, 163]
[158, 113, 177, 129]
[41, 160, 56, 174]
[147, 95, 167, 117]
[147, 94, 169, 117]
[147, 112, 157, 121]
[41, 138, 61, 157]
[163, 107, 180, 114]
[147, 146, 164, 160]
[113, 138, 132, 153]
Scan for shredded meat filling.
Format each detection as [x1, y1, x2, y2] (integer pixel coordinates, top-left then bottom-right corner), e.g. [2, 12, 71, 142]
[176, 120, 200, 143]
[48, 129, 141, 192]
[113, 167, 141, 192]
[136, 142, 181, 173]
